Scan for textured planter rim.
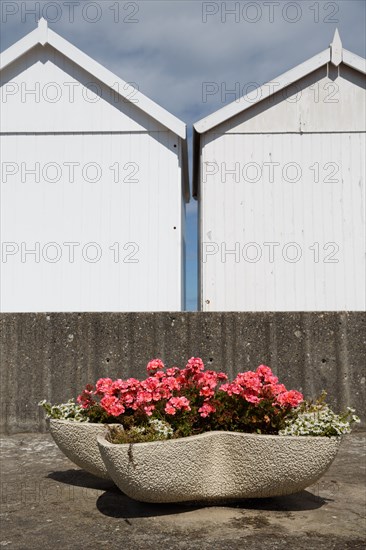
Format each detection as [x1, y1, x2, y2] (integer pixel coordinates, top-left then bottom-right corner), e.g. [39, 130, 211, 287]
[97, 430, 341, 503]
[49, 418, 119, 479]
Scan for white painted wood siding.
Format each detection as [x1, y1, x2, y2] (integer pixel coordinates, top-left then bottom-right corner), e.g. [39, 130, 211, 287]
[200, 65, 365, 311]
[1, 132, 183, 311]
[200, 133, 365, 311]
[1, 44, 185, 312]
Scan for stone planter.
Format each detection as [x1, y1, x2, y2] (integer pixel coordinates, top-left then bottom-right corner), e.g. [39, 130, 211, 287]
[97, 431, 341, 503]
[49, 419, 114, 479]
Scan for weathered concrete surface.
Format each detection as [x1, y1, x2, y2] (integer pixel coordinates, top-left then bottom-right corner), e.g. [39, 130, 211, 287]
[1, 430, 365, 550]
[1, 312, 365, 433]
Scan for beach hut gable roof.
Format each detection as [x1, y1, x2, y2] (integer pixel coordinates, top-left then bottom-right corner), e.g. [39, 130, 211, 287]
[192, 30, 366, 198]
[193, 29, 365, 136]
[0, 18, 186, 140]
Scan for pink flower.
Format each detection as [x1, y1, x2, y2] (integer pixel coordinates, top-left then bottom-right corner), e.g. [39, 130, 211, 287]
[74, 359, 304, 433]
[100, 395, 119, 415]
[198, 402, 216, 417]
[146, 359, 165, 373]
[242, 392, 262, 404]
[238, 371, 261, 392]
[276, 390, 303, 408]
[166, 367, 179, 376]
[185, 357, 205, 374]
[123, 392, 135, 406]
[196, 370, 220, 398]
[136, 390, 153, 404]
[125, 378, 141, 389]
[165, 396, 191, 415]
[256, 364, 278, 384]
[77, 384, 96, 408]
[95, 378, 113, 395]
[165, 403, 176, 415]
[271, 383, 287, 395]
[220, 383, 240, 396]
[153, 370, 166, 380]
[170, 396, 191, 411]
[164, 377, 180, 391]
[109, 402, 125, 416]
[142, 377, 159, 391]
[111, 379, 128, 393]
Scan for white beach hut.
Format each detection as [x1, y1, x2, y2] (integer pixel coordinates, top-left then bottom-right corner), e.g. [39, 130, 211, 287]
[0, 19, 189, 312]
[193, 30, 365, 312]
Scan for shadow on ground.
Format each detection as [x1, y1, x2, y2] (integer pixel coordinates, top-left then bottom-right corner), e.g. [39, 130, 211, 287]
[48, 469, 114, 491]
[96, 488, 330, 518]
[48, 468, 329, 518]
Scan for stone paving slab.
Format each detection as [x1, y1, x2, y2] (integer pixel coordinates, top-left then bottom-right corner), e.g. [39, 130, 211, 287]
[0, 431, 365, 550]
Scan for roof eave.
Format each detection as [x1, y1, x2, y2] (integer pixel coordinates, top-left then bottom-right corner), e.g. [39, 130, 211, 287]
[0, 19, 187, 140]
[194, 30, 365, 137]
[0, 27, 40, 70]
[194, 47, 331, 135]
[343, 49, 366, 74]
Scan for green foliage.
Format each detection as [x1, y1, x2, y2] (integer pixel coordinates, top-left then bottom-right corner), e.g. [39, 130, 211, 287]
[207, 394, 293, 435]
[82, 404, 121, 424]
[107, 419, 174, 444]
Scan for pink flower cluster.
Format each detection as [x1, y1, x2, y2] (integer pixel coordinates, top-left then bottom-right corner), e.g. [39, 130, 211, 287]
[77, 357, 228, 419]
[77, 359, 303, 422]
[220, 364, 303, 408]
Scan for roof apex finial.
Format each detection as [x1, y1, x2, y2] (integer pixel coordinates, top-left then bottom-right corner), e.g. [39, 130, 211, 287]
[330, 28, 342, 66]
[38, 17, 48, 46]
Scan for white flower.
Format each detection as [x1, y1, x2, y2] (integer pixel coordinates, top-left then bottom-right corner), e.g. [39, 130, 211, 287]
[149, 418, 173, 438]
[279, 403, 359, 437]
[39, 399, 88, 422]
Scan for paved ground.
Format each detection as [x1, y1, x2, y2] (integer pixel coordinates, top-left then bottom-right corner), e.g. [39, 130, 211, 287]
[0, 431, 365, 550]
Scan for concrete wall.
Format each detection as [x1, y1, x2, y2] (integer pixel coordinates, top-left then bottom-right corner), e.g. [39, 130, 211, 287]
[1, 312, 364, 433]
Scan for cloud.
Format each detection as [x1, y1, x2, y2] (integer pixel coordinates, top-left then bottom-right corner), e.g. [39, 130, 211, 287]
[1, 0, 365, 126]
